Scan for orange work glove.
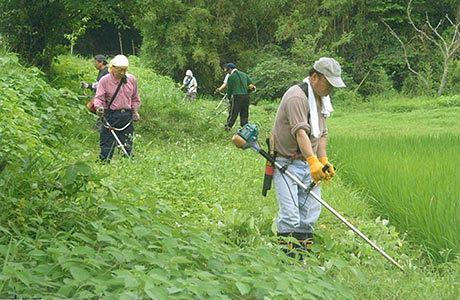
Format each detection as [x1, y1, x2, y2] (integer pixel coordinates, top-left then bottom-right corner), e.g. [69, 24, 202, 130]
[319, 157, 335, 184]
[306, 155, 325, 184]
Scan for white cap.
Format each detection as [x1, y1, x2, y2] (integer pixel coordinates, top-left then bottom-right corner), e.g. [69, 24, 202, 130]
[313, 57, 346, 88]
[186, 69, 193, 76]
[110, 55, 129, 67]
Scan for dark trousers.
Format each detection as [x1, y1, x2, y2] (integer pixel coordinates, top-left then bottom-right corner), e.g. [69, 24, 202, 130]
[226, 94, 249, 129]
[99, 110, 134, 161]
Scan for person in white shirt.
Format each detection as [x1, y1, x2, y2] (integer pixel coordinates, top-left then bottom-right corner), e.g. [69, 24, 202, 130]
[215, 64, 230, 93]
[179, 69, 198, 101]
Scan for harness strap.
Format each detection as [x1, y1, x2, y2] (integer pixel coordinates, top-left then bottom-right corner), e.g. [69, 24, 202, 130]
[107, 77, 126, 112]
[102, 117, 133, 131]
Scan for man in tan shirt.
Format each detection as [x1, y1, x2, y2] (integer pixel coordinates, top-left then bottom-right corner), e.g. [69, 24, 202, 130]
[271, 57, 346, 259]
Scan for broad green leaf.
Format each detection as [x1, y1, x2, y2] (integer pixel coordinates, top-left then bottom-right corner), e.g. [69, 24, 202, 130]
[124, 275, 139, 288]
[145, 286, 168, 300]
[133, 226, 150, 238]
[16, 271, 32, 286]
[236, 282, 251, 295]
[72, 246, 94, 255]
[169, 256, 191, 265]
[70, 266, 90, 282]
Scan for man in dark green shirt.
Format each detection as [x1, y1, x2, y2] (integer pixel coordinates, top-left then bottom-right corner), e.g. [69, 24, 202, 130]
[224, 63, 254, 131]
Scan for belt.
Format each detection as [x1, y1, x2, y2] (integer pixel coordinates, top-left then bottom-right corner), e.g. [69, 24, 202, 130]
[109, 108, 132, 113]
[276, 153, 307, 161]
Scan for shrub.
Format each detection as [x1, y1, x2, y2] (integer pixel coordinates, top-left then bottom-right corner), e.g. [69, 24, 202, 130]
[401, 63, 436, 96]
[444, 59, 460, 95]
[249, 56, 303, 102]
[360, 67, 396, 97]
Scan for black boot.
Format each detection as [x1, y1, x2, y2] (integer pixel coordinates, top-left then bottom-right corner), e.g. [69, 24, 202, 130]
[278, 232, 312, 260]
[278, 233, 295, 258]
[296, 233, 313, 263]
[298, 232, 314, 252]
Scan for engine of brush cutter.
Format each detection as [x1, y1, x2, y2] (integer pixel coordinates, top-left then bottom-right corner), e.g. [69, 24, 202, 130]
[235, 123, 258, 143]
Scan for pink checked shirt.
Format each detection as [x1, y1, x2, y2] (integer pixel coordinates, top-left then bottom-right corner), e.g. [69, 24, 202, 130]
[93, 72, 141, 110]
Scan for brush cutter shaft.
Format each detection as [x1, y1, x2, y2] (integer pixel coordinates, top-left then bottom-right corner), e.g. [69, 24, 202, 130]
[234, 125, 405, 273]
[215, 93, 227, 110]
[209, 104, 230, 121]
[108, 128, 129, 157]
[103, 118, 131, 157]
[259, 147, 405, 273]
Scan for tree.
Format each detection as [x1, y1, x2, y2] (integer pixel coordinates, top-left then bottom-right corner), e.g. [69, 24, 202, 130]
[64, 17, 90, 56]
[383, 0, 460, 96]
[0, 0, 133, 70]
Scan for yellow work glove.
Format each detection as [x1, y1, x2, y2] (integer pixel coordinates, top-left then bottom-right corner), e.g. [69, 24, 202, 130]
[319, 157, 335, 184]
[306, 155, 325, 184]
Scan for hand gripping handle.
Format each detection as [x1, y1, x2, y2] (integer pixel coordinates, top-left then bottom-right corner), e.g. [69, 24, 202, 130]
[305, 163, 331, 191]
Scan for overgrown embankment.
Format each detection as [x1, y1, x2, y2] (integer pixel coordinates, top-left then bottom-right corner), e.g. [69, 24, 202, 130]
[0, 53, 351, 299]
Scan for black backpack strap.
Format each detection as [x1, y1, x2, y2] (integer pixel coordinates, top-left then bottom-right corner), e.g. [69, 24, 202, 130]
[296, 81, 311, 140]
[236, 71, 245, 88]
[297, 82, 309, 97]
[107, 77, 126, 112]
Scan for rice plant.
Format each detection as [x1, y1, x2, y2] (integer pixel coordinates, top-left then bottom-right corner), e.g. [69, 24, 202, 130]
[329, 135, 460, 261]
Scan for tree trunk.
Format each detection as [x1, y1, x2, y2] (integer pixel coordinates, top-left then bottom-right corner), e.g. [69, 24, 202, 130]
[118, 32, 123, 55]
[438, 58, 449, 96]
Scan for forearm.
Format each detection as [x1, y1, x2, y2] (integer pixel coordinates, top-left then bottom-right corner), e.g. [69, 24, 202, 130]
[295, 129, 314, 158]
[216, 83, 226, 92]
[316, 136, 327, 158]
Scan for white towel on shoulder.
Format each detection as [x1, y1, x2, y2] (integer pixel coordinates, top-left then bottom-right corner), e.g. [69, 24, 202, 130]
[303, 77, 334, 138]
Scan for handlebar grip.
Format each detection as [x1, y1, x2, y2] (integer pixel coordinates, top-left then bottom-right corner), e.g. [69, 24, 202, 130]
[322, 163, 331, 173]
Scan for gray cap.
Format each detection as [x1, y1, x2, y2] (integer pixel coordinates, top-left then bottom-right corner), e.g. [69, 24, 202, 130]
[94, 54, 107, 63]
[313, 57, 346, 88]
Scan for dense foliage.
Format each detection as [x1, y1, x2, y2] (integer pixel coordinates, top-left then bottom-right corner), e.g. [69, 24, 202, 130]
[0, 0, 135, 70]
[1, 0, 459, 97]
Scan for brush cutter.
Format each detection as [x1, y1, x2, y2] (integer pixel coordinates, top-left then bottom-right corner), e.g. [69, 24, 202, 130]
[232, 123, 406, 273]
[215, 92, 228, 110]
[209, 93, 230, 121]
[102, 117, 132, 157]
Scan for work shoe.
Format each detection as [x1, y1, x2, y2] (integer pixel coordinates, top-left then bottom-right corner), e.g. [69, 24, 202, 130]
[278, 239, 295, 259]
[299, 232, 314, 252]
[278, 232, 313, 261]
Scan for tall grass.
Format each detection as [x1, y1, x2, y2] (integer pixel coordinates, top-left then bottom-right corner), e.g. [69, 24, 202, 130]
[329, 134, 460, 260]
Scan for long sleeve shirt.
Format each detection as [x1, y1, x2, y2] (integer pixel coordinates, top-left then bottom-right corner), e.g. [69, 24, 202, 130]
[93, 72, 141, 110]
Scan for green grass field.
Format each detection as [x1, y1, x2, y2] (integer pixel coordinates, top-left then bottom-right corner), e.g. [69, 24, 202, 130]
[1, 53, 459, 299]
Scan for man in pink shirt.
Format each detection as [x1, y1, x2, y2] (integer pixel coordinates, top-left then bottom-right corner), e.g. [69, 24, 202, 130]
[94, 55, 141, 161]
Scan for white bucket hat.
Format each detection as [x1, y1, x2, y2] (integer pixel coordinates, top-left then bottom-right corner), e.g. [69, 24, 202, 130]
[186, 69, 193, 76]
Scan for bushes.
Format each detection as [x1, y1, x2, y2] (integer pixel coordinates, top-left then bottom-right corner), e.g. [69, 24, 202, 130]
[444, 59, 460, 95]
[249, 56, 303, 102]
[0, 52, 86, 182]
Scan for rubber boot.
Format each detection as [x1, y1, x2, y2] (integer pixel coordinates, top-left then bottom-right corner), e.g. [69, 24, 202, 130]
[278, 233, 295, 258]
[278, 232, 311, 260]
[296, 233, 313, 263]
